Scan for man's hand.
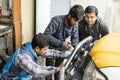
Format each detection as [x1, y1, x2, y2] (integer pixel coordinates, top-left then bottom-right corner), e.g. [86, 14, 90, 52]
[62, 41, 72, 50]
[56, 63, 64, 71]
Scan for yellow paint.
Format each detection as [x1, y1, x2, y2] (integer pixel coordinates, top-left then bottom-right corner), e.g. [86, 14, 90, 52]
[90, 33, 120, 68]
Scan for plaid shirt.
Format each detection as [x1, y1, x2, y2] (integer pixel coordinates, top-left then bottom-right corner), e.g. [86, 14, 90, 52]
[44, 15, 79, 48]
[14, 49, 70, 78]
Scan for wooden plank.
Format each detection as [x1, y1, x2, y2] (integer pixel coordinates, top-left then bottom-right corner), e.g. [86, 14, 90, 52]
[12, 0, 22, 49]
[13, 22, 22, 49]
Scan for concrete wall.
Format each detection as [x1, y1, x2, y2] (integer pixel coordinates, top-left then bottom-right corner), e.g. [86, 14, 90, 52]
[21, 0, 34, 43]
[21, 0, 51, 44]
[36, 0, 51, 34]
[110, 1, 120, 33]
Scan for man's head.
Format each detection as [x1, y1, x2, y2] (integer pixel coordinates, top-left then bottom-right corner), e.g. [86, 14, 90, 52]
[67, 4, 84, 26]
[85, 5, 98, 27]
[32, 33, 49, 56]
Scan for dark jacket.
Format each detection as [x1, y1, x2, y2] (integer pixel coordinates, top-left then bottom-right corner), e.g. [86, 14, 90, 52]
[78, 17, 109, 42]
[44, 15, 79, 50]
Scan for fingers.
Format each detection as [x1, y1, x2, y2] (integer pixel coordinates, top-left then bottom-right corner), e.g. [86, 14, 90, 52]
[62, 41, 72, 50]
[59, 63, 64, 68]
[56, 63, 64, 71]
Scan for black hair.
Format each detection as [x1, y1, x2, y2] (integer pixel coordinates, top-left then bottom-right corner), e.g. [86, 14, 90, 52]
[69, 4, 84, 20]
[85, 5, 98, 16]
[32, 33, 49, 49]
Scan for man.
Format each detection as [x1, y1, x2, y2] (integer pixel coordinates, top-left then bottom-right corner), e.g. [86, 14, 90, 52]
[44, 4, 84, 80]
[78, 5, 109, 42]
[1, 33, 70, 80]
[71, 5, 109, 80]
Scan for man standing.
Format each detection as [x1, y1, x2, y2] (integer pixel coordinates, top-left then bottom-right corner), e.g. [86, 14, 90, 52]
[1, 33, 70, 80]
[44, 5, 84, 80]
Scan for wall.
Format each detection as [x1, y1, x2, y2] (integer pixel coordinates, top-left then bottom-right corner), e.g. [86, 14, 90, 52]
[21, 0, 34, 43]
[110, 1, 120, 33]
[21, 0, 50, 43]
[36, 0, 51, 34]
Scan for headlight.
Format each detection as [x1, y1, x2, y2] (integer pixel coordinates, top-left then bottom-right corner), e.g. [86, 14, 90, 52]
[83, 60, 107, 80]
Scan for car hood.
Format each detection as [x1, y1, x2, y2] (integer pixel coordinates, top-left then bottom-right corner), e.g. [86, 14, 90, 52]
[90, 33, 120, 68]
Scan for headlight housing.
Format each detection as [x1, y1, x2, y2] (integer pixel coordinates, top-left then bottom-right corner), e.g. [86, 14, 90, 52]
[83, 60, 107, 80]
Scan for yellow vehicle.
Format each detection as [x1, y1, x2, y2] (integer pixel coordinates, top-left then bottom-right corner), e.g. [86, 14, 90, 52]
[60, 33, 120, 80]
[83, 33, 120, 80]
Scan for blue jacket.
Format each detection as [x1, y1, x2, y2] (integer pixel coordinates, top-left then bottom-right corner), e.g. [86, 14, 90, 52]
[2, 42, 38, 80]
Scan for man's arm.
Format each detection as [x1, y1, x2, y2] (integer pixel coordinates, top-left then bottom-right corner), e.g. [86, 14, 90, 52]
[43, 49, 70, 59]
[44, 17, 63, 47]
[98, 18, 109, 37]
[15, 53, 58, 78]
[100, 21, 109, 37]
[71, 24, 79, 47]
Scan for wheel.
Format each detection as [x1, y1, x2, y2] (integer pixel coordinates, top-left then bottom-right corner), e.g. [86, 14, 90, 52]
[59, 36, 93, 80]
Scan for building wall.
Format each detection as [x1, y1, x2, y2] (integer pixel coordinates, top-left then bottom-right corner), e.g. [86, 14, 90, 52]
[36, 0, 51, 34]
[110, 1, 120, 33]
[21, 0, 34, 43]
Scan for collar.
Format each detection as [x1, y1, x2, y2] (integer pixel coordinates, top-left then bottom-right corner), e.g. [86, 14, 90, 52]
[64, 15, 69, 26]
[26, 42, 39, 60]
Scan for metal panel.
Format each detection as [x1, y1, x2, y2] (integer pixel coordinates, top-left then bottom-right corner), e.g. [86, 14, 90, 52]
[0, 37, 7, 49]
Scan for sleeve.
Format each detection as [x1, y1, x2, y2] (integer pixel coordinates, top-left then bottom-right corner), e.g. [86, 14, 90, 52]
[100, 20, 109, 37]
[71, 24, 79, 47]
[43, 49, 70, 59]
[15, 53, 57, 78]
[44, 17, 63, 47]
